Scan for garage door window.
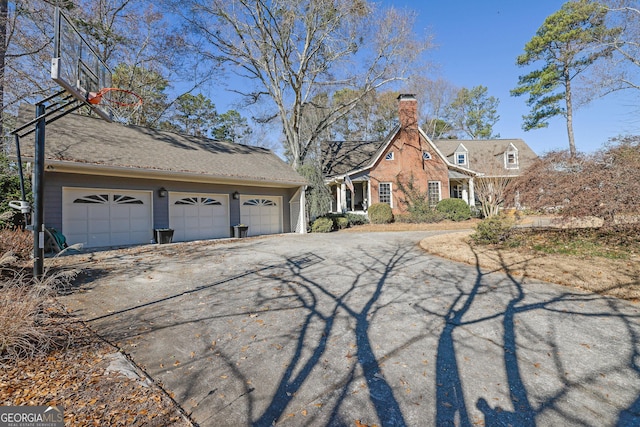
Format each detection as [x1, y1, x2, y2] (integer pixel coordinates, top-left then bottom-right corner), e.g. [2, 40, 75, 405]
[73, 194, 144, 204]
[243, 199, 277, 207]
[175, 197, 223, 206]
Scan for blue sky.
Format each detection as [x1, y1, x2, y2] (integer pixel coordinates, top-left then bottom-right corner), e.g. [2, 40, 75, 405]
[389, 0, 639, 155]
[208, 1, 639, 155]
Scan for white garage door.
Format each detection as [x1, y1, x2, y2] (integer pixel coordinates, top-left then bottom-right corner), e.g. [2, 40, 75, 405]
[169, 192, 230, 242]
[63, 188, 152, 248]
[240, 196, 282, 236]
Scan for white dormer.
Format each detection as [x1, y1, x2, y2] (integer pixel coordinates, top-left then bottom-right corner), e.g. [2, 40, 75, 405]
[454, 143, 468, 167]
[504, 143, 519, 169]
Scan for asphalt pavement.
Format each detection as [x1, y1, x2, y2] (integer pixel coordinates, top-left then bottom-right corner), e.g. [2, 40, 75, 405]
[58, 231, 640, 426]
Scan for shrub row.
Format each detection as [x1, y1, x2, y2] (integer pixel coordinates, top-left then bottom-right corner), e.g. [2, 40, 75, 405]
[311, 198, 474, 231]
[310, 213, 369, 232]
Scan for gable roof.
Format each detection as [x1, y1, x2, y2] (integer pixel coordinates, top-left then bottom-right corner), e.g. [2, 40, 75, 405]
[322, 126, 475, 179]
[433, 139, 538, 177]
[321, 139, 387, 178]
[16, 106, 306, 187]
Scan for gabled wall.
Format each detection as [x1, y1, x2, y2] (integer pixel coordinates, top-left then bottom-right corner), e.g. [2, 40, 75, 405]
[369, 95, 450, 213]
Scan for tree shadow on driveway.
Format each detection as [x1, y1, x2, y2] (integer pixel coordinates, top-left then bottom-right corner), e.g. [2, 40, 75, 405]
[426, 246, 640, 427]
[61, 234, 640, 426]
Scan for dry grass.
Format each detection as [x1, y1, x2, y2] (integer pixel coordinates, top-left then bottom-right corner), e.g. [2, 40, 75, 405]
[419, 230, 640, 301]
[0, 252, 192, 425]
[340, 216, 640, 301]
[0, 269, 75, 364]
[0, 229, 32, 261]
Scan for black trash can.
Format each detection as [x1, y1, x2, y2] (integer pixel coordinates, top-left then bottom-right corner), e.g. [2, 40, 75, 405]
[154, 228, 174, 244]
[233, 225, 249, 238]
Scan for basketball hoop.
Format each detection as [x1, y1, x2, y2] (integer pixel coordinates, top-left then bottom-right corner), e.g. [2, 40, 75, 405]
[88, 87, 143, 124]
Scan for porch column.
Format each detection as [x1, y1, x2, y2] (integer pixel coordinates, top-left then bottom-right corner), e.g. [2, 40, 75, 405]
[340, 182, 347, 212]
[350, 186, 354, 212]
[468, 178, 476, 207]
[363, 181, 369, 210]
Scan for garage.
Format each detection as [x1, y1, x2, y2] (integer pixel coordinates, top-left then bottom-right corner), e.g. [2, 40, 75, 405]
[169, 192, 230, 242]
[240, 195, 283, 236]
[62, 188, 153, 248]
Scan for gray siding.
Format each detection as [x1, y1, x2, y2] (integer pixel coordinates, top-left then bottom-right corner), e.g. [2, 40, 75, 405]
[45, 172, 298, 237]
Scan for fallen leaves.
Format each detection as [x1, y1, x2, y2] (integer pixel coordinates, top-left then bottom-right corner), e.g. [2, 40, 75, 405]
[1, 321, 190, 426]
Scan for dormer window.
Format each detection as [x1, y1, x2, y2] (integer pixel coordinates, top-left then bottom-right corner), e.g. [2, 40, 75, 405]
[454, 143, 468, 166]
[422, 151, 432, 160]
[385, 151, 394, 161]
[456, 152, 467, 166]
[505, 144, 519, 169]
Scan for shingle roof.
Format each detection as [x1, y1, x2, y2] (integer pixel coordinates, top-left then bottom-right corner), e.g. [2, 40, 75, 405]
[321, 139, 386, 177]
[16, 106, 306, 186]
[433, 139, 538, 176]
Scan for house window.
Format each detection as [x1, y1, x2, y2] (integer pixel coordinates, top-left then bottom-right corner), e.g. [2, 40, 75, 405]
[422, 151, 432, 160]
[379, 182, 392, 206]
[385, 151, 394, 161]
[428, 181, 441, 207]
[505, 151, 519, 169]
[456, 152, 467, 165]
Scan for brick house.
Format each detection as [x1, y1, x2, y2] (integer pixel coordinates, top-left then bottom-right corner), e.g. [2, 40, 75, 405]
[322, 94, 537, 214]
[323, 94, 473, 214]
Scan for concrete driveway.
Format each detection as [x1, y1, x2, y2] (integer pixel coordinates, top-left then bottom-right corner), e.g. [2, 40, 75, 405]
[59, 231, 640, 426]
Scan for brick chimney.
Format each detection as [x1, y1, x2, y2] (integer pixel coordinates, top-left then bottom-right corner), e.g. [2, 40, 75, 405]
[397, 94, 418, 131]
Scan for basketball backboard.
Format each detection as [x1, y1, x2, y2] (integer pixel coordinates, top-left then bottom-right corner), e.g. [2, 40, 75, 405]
[51, 7, 113, 122]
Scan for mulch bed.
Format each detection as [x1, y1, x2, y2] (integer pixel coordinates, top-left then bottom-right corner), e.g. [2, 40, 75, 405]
[1, 316, 193, 426]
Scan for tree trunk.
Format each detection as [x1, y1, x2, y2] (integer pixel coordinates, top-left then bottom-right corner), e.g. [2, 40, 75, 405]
[0, 0, 7, 138]
[564, 68, 576, 157]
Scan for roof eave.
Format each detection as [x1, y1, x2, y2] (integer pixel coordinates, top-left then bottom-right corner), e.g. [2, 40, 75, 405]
[30, 158, 308, 188]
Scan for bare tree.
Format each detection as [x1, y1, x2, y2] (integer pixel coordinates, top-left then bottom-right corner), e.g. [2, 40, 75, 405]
[602, 1, 640, 91]
[409, 77, 458, 140]
[474, 169, 514, 218]
[75, 0, 190, 125]
[1, 1, 57, 132]
[176, 0, 433, 169]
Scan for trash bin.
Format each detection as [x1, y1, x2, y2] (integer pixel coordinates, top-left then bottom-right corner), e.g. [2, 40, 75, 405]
[233, 225, 249, 238]
[154, 228, 174, 244]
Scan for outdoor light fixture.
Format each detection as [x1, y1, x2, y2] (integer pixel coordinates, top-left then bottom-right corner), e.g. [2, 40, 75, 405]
[232, 191, 240, 200]
[158, 187, 168, 197]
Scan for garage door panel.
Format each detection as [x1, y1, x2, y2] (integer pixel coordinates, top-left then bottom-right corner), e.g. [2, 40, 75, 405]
[63, 189, 152, 248]
[130, 218, 150, 230]
[240, 196, 282, 236]
[110, 232, 130, 246]
[91, 219, 111, 234]
[169, 193, 230, 242]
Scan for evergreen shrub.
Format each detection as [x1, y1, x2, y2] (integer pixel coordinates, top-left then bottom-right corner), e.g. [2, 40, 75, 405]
[471, 215, 515, 245]
[368, 203, 393, 224]
[311, 217, 333, 233]
[436, 198, 472, 221]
